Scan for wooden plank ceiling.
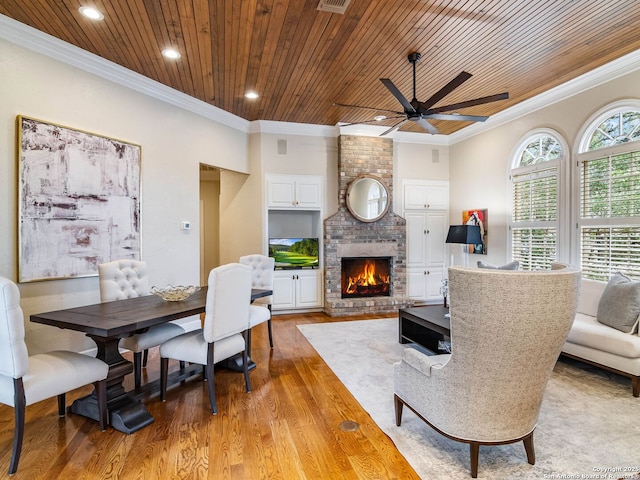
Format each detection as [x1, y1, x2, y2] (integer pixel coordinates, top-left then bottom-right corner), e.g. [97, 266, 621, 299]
[3, 0, 640, 135]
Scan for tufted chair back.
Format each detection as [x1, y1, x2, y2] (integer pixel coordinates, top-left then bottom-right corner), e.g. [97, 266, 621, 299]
[239, 254, 274, 306]
[203, 263, 252, 343]
[98, 259, 150, 301]
[0, 277, 29, 381]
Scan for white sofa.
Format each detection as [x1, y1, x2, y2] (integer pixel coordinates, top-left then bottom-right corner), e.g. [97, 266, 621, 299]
[561, 278, 640, 397]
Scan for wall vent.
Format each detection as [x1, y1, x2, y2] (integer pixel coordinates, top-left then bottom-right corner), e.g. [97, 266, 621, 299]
[317, 0, 351, 14]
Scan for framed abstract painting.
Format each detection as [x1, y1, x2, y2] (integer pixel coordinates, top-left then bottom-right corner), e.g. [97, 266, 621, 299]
[462, 209, 488, 254]
[17, 116, 141, 282]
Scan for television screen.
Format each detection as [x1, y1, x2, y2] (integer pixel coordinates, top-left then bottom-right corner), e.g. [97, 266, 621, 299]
[269, 238, 319, 268]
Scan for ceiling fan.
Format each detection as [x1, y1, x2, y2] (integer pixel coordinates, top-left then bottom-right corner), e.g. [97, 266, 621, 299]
[335, 52, 509, 135]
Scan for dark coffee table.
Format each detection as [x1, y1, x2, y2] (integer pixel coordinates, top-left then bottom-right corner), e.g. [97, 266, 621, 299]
[398, 305, 451, 354]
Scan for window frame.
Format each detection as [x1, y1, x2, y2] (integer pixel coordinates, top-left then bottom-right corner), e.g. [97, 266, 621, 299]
[508, 128, 570, 269]
[572, 100, 640, 279]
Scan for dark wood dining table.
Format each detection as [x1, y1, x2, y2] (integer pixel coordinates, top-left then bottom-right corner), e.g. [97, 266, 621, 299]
[30, 287, 271, 434]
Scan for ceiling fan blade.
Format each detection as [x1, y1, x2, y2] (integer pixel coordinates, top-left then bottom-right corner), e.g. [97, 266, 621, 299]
[380, 118, 408, 136]
[425, 113, 488, 122]
[416, 118, 439, 134]
[380, 79, 415, 113]
[419, 71, 473, 110]
[339, 115, 405, 126]
[425, 92, 509, 114]
[333, 102, 404, 115]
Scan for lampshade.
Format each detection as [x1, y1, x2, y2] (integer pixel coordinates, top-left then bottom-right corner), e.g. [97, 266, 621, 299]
[446, 225, 482, 244]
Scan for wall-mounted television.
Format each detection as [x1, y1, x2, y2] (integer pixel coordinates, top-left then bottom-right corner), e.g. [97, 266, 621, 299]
[268, 238, 319, 268]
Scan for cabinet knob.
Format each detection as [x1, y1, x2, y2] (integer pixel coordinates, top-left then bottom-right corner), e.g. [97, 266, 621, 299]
[426, 229, 430, 235]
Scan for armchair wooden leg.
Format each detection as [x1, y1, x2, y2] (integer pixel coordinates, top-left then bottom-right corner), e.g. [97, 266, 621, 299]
[523, 432, 535, 465]
[267, 305, 274, 349]
[133, 351, 143, 389]
[57, 393, 66, 416]
[206, 343, 217, 414]
[95, 379, 108, 431]
[160, 357, 169, 402]
[470, 442, 480, 478]
[632, 376, 639, 397]
[246, 329, 253, 357]
[394, 394, 404, 426]
[10, 379, 26, 475]
[242, 340, 252, 393]
[142, 348, 149, 368]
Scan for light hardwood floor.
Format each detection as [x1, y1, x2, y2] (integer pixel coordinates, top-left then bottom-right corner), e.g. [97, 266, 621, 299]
[0, 312, 420, 479]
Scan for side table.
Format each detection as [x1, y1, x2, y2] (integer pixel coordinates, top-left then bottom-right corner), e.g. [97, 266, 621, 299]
[398, 305, 451, 354]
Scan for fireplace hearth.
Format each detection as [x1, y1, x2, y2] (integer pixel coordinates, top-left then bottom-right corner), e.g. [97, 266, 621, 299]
[341, 257, 390, 299]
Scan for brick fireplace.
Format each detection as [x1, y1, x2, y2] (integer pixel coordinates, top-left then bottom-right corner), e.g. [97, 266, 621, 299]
[323, 135, 413, 316]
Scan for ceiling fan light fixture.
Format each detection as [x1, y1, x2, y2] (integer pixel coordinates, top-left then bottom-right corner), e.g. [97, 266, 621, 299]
[78, 6, 104, 21]
[162, 48, 181, 59]
[245, 91, 259, 100]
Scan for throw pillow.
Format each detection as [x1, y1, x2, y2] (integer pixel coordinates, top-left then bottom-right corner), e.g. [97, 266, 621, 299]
[477, 260, 519, 270]
[596, 272, 640, 334]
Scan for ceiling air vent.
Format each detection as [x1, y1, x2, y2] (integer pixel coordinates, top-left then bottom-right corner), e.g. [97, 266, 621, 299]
[317, 0, 351, 14]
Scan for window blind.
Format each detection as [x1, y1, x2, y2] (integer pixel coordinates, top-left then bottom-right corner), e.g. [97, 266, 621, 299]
[579, 149, 640, 280]
[511, 165, 558, 269]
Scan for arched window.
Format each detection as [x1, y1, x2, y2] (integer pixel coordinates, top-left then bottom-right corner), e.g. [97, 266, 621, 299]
[576, 103, 640, 280]
[510, 130, 566, 270]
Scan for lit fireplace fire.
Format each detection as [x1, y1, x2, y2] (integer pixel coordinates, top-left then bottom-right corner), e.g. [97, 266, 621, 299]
[341, 258, 390, 298]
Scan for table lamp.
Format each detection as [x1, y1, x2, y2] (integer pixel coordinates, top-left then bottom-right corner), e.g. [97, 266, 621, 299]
[446, 225, 482, 267]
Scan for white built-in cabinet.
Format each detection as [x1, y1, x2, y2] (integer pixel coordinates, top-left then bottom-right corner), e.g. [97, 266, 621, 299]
[266, 174, 323, 311]
[272, 269, 322, 309]
[403, 180, 449, 303]
[267, 174, 322, 209]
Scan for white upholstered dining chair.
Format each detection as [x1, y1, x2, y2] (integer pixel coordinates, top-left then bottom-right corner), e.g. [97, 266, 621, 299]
[239, 254, 275, 350]
[0, 276, 108, 475]
[394, 264, 581, 478]
[98, 259, 186, 388]
[159, 263, 253, 414]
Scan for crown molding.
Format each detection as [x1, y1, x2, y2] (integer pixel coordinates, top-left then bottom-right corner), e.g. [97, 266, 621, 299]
[249, 120, 338, 137]
[0, 14, 250, 133]
[449, 48, 640, 144]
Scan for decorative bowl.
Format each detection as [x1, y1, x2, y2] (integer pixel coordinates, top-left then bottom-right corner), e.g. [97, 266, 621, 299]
[151, 285, 200, 302]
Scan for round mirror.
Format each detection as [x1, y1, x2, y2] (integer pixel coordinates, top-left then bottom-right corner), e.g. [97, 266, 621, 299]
[346, 174, 390, 222]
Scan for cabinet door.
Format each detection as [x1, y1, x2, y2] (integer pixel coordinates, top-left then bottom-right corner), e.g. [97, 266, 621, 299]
[407, 267, 428, 299]
[425, 184, 449, 210]
[272, 271, 296, 309]
[295, 179, 322, 209]
[426, 212, 446, 266]
[405, 212, 427, 267]
[403, 181, 449, 210]
[268, 178, 296, 208]
[296, 270, 321, 308]
[425, 266, 445, 301]
[404, 184, 429, 209]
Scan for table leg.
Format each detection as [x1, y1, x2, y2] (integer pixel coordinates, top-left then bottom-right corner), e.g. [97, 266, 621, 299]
[69, 335, 154, 434]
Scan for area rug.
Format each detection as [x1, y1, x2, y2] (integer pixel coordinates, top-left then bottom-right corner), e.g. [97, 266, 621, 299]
[298, 319, 640, 480]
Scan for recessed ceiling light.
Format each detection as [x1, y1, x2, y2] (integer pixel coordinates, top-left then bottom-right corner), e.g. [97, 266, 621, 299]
[162, 48, 181, 60]
[245, 91, 259, 100]
[374, 115, 387, 121]
[79, 6, 104, 21]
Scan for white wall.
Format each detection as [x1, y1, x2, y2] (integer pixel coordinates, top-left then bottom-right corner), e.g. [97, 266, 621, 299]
[0, 39, 250, 353]
[449, 67, 640, 266]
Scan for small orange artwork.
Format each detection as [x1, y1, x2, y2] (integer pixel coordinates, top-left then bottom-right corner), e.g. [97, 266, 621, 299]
[462, 209, 487, 254]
